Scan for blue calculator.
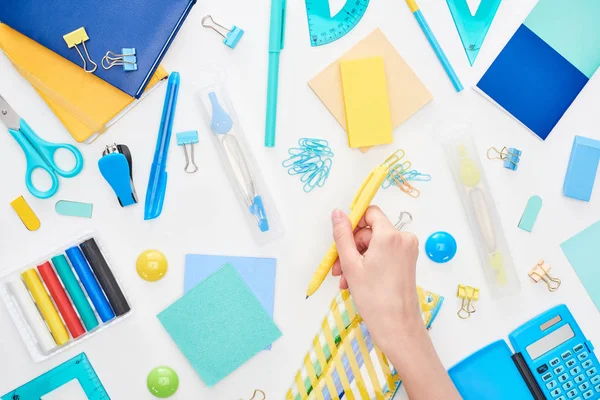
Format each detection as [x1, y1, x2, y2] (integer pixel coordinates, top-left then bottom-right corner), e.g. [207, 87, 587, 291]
[449, 304, 599, 400]
[510, 305, 599, 400]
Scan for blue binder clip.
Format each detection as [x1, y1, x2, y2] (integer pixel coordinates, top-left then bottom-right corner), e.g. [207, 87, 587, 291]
[487, 146, 522, 171]
[98, 144, 138, 207]
[201, 15, 244, 49]
[101, 48, 137, 71]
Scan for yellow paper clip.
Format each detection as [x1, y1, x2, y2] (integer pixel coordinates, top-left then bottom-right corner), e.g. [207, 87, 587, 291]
[529, 260, 561, 292]
[63, 27, 97, 73]
[457, 285, 479, 319]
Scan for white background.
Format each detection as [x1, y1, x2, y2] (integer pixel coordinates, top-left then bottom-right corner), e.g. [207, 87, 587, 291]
[1, 0, 599, 398]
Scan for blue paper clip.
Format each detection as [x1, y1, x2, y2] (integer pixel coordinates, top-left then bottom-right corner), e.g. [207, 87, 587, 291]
[101, 48, 137, 71]
[486, 146, 522, 171]
[202, 15, 244, 49]
[282, 138, 334, 193]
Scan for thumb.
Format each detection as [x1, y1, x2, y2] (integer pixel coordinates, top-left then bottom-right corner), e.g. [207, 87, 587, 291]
[331, 209, 360, 267]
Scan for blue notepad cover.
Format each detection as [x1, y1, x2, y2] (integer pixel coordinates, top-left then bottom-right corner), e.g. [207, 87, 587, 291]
[449, 340, 534, 400]
[477, 25, 589, 140]
[0, 0, 196, 98]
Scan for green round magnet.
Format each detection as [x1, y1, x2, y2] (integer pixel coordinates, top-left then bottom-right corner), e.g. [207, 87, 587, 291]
[147, 366, 179, 398]
[136, 250, 168, 282]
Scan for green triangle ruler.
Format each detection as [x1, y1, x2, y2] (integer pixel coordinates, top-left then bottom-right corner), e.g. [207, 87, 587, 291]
[305, 0, 369, 46]
[446, 0, 502, 65]
[1, 353, 109, 400]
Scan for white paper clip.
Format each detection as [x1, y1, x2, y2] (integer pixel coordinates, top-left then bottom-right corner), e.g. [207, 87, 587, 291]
[201, 15, 244, 49]
[102, 48, 137, 71]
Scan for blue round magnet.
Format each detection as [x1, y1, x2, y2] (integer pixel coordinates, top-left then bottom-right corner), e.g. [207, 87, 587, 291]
[425, 232, 457, 263]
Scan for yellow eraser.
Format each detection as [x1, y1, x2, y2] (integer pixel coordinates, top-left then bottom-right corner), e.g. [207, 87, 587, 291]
[340, 57, 393, 148]
[11, 196, 40, 231]
[63, 27, 89, 48]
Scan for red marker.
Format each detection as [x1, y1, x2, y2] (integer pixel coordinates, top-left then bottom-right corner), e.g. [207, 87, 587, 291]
[38, 261, 85, 338]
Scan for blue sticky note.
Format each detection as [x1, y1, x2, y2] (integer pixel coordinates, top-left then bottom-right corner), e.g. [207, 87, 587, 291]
[563, 136, 600, 201]
[477, 25, 589, 140]
[158, 264, 282, 387]
[184, 254, 276, 350]
[524, 0, 600, 79]
[561, 221, 600, 311]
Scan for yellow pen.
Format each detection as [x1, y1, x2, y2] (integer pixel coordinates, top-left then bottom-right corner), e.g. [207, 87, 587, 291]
[21, 268, 70, 345]
[306, 150, 403, 298]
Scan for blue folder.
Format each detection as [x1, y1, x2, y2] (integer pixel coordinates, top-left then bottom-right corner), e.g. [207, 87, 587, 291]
[0, 0, 196, 98]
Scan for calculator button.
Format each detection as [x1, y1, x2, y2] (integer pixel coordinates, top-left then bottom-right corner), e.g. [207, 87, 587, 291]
[572, 367, 583, 376]
[579, 382, 590, 392]
[595, 383, 600, 392]
[538, 364, 550, 374]
[543, 372, 554, 381]
[574, 344, 585, 353]
[591, 375, 600, 385]
[567, 359, 577, 368]
[582, 360, 593, 369]
[556, 366, 567, 374]
[564, 381, 575, 390]
[556, 396, 566, 400]
[548, 380, 559, 389]
[563, 351, 574, 360]
[587, 368, 597, 377]
[578, 352, 589, 361]
[567, 389, 579, 399]
[560, 374, 571, 383]
[551, 358, 562, 367]
[575, 375, 586, 384]
[582, 390, 593, 399]
[551, 388, 563, 398]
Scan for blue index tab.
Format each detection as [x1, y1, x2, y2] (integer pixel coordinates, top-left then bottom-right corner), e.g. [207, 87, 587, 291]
[224, 26, 244, 49]
[504, 148, 522, 170]
[122, 48, 137, 71]
[518, 195, 542, 232]
[176, 131, 199, 145]
[250, 195, 269, 232]
[563, 135, 600, 202]
[98, 153, 137, 207]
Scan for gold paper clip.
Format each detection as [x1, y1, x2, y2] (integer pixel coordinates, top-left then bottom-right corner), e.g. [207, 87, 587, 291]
[457, 285, 479, 319]
[529, 260, 561, 292]
[63, 27, 97, 73]
[243, 389, 266, 400]
[389, 166, 421, 198]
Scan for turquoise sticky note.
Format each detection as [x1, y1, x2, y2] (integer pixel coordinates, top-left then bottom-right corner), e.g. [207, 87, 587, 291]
[518, 195, 542, 232]
[55, 200, 93, 218]
[524, 0, 600, 78]
[561, 220, 600, 311]
[157, 264, 282, 386]
[184, 254, 276, 350]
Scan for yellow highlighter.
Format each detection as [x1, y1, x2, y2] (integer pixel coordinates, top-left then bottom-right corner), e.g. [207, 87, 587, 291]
[306, 150, 404, 298]
[21, 269, 69, 345]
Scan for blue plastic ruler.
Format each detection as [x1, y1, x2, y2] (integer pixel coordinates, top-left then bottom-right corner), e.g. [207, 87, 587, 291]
[305, 0, 370, 46]
[1, 353, 109, 400]
[446, 0, 502, 65]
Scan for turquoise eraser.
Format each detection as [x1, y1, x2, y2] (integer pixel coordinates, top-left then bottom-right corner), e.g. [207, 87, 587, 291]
[55, 200, 93, 218]
[518, 195, 542, 232]
[563, 136, 600, 202]
[176, 131, 199, 145]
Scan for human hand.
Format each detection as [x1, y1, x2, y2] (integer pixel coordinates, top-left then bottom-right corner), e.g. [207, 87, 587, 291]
[330, 206, 425, 354]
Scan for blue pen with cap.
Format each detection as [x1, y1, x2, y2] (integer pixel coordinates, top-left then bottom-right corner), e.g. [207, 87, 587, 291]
[144, 72, 180, 220]
[198, 83, 283, 244]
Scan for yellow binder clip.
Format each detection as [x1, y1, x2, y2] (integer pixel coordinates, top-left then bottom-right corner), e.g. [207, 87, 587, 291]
[529, 260, 561, 292]
[457, 285, 479, 319]
[63, 27, 97, 73]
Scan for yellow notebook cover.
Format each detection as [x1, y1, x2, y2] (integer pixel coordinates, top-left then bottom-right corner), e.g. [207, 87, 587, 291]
[309, 29, 433, 152]
[340, 57, 393, 148]
[0, 23, 167, 143]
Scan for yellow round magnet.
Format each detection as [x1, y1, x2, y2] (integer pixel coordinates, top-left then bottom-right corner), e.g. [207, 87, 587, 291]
[136, 250, 168, 282]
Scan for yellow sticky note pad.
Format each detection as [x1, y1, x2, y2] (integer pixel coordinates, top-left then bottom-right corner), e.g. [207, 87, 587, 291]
[11, 196, 40, 231]
[340, 57, 393, 148]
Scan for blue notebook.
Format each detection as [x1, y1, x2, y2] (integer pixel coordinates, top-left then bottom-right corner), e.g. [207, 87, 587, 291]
[0, 0, 196, 98]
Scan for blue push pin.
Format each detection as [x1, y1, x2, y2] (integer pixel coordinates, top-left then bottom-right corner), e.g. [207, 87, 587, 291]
[202, 15, 244, 49]
[425, 231, 457, 263]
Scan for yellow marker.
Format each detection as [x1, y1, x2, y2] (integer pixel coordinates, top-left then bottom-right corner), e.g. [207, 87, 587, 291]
[306, 150, 403, 297]
[21, 269, 69, 345]
[11, 196, 40, 231]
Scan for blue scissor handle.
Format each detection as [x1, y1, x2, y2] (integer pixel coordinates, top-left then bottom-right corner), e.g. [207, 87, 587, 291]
[9, 119, 84, 199]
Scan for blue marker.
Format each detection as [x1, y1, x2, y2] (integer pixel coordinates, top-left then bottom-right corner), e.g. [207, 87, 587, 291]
[145, 72, 180, 220]
[66, 246, 115, 322]
[264, 0, 286, 147]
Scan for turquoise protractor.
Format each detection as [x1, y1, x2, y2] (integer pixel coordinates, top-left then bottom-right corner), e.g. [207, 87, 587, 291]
[305, 0, 370, 47]
[446, 0, 502, 65]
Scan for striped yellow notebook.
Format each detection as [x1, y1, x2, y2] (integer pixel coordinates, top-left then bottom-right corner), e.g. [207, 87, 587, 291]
[0, 23, 167, 143]
[287, 288, 444, 400]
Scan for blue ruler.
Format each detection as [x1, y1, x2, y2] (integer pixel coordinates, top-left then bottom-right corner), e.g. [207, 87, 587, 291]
[1, 353, 109, 400]
[305, 0, 370, 47]
[446, 0, 502, 65]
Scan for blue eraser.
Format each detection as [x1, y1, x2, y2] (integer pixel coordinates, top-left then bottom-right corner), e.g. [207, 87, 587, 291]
[563, 136, 600, 202]
[176, 131, 199, 145]
[122, 48, 137, 71]
[224, 26, 244, 49]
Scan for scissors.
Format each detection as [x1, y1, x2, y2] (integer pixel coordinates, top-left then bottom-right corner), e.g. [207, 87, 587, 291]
[0, 94, 84, 199]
